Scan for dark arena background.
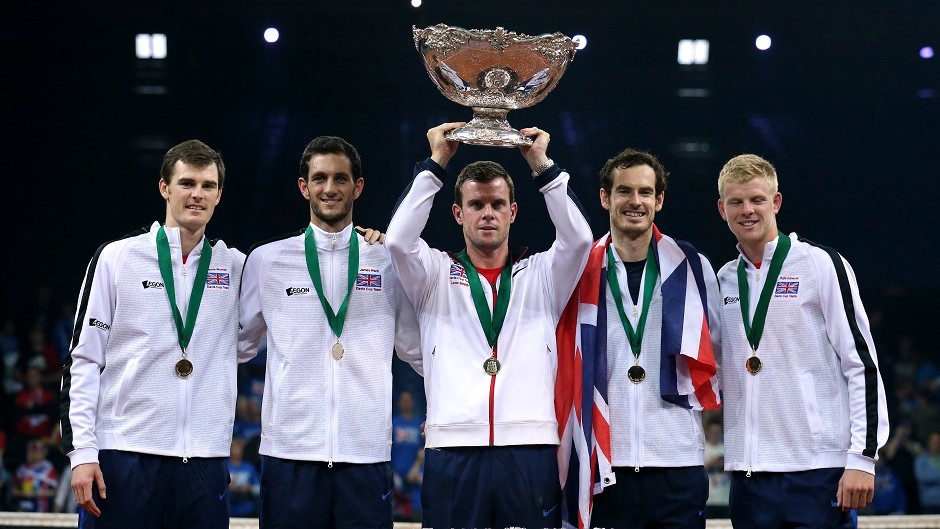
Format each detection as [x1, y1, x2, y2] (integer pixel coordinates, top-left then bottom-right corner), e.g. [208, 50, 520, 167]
[1, 0, 938, 526]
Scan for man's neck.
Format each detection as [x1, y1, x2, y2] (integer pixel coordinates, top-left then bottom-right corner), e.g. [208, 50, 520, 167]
[466, 243, 509, 269]
[167, 221, 205, 257]
[740, 230, 778, 266]
[310, 213, 351, 234]
[610, 228, 652, 262]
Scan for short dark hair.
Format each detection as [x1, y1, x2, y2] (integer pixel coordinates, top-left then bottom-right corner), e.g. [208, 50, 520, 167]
[599, 149, 668, 196]
[454, 161, 516, 206]
[160, 140, 225, 187]
[299, 136, 362, 181]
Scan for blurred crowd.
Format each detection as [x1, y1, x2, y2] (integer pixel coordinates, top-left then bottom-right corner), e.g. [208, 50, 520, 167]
[0, 286, 936, 519]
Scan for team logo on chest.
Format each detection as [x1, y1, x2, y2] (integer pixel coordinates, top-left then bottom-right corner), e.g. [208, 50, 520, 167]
[285, 286, 311, 296]
[355, 268, 383, 292]
[774, 276, 800, 299]
[142, 280, 165, 289]
[449, 263, 469, 287]
[206, 267, 231, 290]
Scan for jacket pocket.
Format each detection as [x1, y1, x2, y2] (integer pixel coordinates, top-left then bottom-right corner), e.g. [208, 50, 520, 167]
[112, 357, 140, 418]
[798, 373, 822, 441]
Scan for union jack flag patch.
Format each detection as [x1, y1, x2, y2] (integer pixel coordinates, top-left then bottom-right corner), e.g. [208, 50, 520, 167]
[355, 272, 382, 289]
[206, 269, 230, 289]
[450, 264, 467, 280]
[775, 281, 799, 295]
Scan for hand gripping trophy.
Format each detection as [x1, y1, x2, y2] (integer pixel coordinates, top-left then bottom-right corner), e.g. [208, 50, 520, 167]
[414, 24, 578, 147]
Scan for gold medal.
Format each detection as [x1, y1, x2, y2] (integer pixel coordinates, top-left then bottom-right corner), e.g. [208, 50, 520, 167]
[746, 355, 762, 375]
[627, 364, 646, 383]
[175, 358, 193, 378]
[331, 342, 344, 360]
[483, 356, 501, 376]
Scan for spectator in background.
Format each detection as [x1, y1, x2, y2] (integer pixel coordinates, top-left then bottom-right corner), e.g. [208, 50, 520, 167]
[51, 302, 75, 362]
[882, 420, 923, 514]
[13, 366, 56, 439]
[13, 439, 58, 513]
[912, 388, 940, 444]
[391, 390, 423, 521]
[915, 432, 940, 514]
[232, 395, 262, 443]
[227, 438, 260, 518]
[0, 319, 22, 397]
[18, 327, 60, 388]
[870, 457, 906, 514]
[704, 419, 730, 519]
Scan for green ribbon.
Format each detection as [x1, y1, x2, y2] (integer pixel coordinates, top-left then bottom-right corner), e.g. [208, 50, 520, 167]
[156, 226, 212, 354]
[606, 244, 659, 359]
[304, 225, 358, 340]
[737, 234, 791, 352]
[454, 250, 512, 349]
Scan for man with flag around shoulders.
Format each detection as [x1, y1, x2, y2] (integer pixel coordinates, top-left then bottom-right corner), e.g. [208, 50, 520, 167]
[238, 135, 421, 529]
[556, 149, 722, 529]
[715, 154, 888, 529]
[385, 122, 593, 529]
[61, 140, 244, 528]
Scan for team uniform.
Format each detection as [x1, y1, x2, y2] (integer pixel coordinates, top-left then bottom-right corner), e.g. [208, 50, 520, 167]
[718, 233, 889, 529]
[556, 230, 721, 529]
[238, 222, 420, 529]
[385, 158, 593, 529]
[61, 222, 244, 529]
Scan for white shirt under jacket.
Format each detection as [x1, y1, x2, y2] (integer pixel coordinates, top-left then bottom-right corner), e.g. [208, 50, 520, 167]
[385, 159, 593, 449]
[718, 233, 888, 475]
[62, 222, 244, 468]
[238, 222, 421, 463]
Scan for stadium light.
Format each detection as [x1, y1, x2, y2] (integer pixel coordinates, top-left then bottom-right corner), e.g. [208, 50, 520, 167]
[678, 39, 709, 65]
[572, 35, 587, 50]
[756, 35, 772, 51]
[264, 28, 279, 43]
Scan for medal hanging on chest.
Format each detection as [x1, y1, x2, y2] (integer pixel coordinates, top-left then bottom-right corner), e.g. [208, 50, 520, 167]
[305, 225, 358, 362]
[455, 250, 512, 377]
[156, 227, 212, 378]
[737, 234, 791, 375]
[606, 244, 659, 384]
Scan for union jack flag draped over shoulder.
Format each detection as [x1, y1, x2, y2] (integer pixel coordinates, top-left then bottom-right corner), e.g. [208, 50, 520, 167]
[554, 226, 721, 529]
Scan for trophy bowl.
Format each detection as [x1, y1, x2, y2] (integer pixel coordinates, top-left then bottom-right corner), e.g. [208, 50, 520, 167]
[414, 24, 577, 147]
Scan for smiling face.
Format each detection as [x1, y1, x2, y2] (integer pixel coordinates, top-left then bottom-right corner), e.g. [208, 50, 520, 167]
[717, 177, 782, 254]
[452, 177, 517, 254]
[160, 161, 222, 233]
[298, 153, 363, 232]
[600, 164, 663, 240]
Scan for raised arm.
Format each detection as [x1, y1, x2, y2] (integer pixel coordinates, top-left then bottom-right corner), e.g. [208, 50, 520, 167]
[518, 127, 593, 318]
[385, 122, 464, 309]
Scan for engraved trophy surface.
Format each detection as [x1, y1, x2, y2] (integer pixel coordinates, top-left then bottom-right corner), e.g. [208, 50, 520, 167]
[414, 24, 577, 147]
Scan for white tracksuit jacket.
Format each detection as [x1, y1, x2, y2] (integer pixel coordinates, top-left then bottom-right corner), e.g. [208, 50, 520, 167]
[606, 242, 722, 469]
[385, 159, 593, 449]
[718, 233, 889, 475]
[62, 222, 244, 468]
[238, 222, 420, 463]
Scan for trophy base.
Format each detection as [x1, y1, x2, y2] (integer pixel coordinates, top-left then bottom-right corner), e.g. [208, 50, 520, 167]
[445, 107, 533, 148]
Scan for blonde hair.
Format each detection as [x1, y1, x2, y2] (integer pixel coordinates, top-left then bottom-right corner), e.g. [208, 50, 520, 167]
[718, 154, 778, 198]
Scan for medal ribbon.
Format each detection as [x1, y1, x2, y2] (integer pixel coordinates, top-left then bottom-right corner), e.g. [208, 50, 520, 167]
[737, 234, 791, 352]
[455, 250, 512, 349]
[304, 225, 359, 340]
[606, 244, 659, 360]
[156, 226, 212, 354]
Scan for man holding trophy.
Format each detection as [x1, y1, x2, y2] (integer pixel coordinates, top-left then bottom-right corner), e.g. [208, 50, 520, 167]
[385, 121, 593, 529]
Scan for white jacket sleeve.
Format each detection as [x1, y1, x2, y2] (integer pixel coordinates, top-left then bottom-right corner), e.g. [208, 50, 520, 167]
[61, 243, 119, 469]
[237, 247, 266, 363]
[812, 247, 889, 475]
[385, 158, 447, 310]
[534, 165, 594, 319]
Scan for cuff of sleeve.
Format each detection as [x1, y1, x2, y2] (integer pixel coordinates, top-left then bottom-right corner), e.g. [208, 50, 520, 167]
[69, 447, 99, 469]
[845, 453, 876, 475]
[417, 157, 449, 182]
[533, 163, 563, 189]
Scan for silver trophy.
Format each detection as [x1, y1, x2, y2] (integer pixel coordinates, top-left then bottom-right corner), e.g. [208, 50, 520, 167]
[414, 24, 578, 147]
